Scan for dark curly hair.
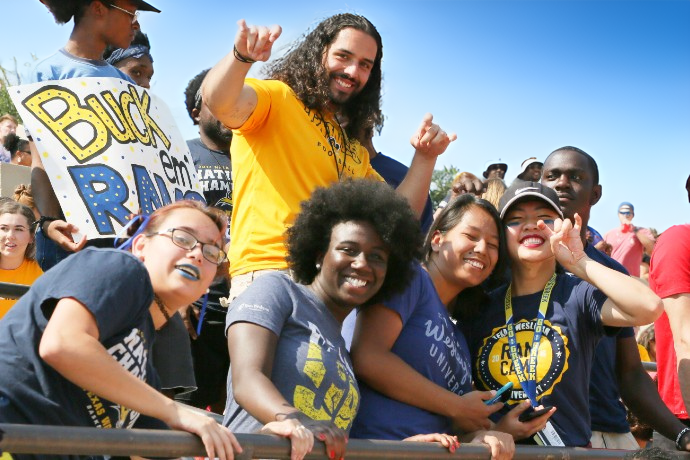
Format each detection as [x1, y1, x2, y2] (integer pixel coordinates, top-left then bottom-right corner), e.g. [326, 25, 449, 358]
[264, 13, 383, 141]
[3, 133, 28, 158]
[40, 0, 95, 25]
[423, 194, 508, 321]
[184, 68, 210, 121]
[286, 179, 421, 306]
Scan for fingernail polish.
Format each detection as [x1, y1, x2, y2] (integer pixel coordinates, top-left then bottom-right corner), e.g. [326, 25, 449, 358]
[329, 450, 335, 459]
[319, 434, 326, 441]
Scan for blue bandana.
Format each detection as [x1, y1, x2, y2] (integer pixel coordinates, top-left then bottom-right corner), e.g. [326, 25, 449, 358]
[105, 44, 153, 66]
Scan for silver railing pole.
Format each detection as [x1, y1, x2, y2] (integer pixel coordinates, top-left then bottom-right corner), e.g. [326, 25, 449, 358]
[0, 424, 643, 459]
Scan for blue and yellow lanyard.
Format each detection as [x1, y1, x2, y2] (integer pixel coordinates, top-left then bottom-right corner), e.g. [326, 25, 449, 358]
[504, 273, 557, 407]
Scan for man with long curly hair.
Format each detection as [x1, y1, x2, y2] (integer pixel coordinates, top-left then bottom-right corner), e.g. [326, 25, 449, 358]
[203, 14, 456, 298]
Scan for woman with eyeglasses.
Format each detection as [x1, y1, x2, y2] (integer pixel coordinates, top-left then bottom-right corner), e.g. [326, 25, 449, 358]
[0, 200, 297, 460]
[223, 180, 422, 460]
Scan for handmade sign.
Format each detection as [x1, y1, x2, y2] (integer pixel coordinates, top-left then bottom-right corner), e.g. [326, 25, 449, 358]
[10, 77, 204, 239]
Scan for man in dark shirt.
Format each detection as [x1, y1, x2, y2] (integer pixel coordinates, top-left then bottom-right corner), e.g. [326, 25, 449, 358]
[177, 69, 233, 413]
[541, 145, 687, 449]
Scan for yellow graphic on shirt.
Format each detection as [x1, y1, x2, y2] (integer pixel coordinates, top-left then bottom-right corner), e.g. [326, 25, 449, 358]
[475, 319, 570, 405]
[293, 325, 359, 430]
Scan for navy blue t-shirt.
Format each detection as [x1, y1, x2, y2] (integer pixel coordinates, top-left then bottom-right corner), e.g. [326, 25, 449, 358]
[464, 273, 613, 447]
[0, 248, 165, 440]
[370, 152, 433, 234]
[351, 264, 473, 440]
[584, 243, 634, 433]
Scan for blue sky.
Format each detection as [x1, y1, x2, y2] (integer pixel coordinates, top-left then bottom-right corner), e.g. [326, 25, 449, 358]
[3, 0, 689, 233]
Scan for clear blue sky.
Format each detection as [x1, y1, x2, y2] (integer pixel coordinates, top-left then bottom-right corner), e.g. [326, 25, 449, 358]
[3, 0, 689, 233]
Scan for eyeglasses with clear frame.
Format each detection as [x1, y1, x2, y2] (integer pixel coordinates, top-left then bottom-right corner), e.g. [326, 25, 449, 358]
[148, 228, 227, 265]
[108, 3, 139, 23]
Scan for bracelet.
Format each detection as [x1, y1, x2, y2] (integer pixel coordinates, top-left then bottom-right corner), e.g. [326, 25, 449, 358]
[31, 215, 59, 231]
[233, 45, 256, 64]
[675, 426, 690, 450]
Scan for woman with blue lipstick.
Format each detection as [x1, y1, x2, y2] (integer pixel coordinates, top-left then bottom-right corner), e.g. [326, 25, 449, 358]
[0, 200, 296, 460]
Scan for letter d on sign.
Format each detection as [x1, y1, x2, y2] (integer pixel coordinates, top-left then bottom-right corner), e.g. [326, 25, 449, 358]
[22, 85, 111, 163]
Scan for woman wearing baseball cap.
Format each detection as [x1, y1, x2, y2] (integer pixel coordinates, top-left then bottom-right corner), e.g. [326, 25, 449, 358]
[462, 180, 663, 447]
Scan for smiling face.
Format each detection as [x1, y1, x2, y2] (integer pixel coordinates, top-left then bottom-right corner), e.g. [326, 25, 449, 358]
[541, 150, 600, 223]
[312, 220, 389, 318]
[132, 207, 223, 309]
[429, 205, 500, 292]
[504, 199, 560, 264]
[0, 212, 33, 268]
[323, 27, 378, 106]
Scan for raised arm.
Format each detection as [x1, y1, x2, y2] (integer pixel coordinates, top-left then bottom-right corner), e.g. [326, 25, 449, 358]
[397, 114, 457, 217]
[350, 304, 499, 433]
[39, 298, 241, 460]
[542, 214, 662, 327]
[202, 19, 281, 129]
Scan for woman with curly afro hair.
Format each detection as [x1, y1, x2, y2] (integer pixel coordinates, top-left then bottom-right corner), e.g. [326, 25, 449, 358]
[223, 179, 422, 460]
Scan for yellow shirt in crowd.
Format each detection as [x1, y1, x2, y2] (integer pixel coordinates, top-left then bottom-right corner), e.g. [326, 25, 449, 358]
[229, 79, 383, 278]
[0, 258, 43, 318]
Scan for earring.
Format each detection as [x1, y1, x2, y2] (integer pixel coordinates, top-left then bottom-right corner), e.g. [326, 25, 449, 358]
[316, 263, 321, 270]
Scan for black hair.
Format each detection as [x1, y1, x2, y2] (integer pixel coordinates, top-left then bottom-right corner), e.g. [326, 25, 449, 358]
[547, 146, 600, 186]
[264, 13, 384, 141]
[184, 69, 210, 121]
[41, 0, 96, 25]
[3, 133, 28, 158]
[103, 30, 151, 61]
[424, 194, 508, 321]
[286, 179, 422, 306]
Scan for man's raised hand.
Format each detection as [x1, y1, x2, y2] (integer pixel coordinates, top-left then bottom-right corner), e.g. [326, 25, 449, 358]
[235, 19, 282, 63]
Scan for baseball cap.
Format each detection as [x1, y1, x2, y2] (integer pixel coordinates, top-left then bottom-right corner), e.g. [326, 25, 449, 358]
[618, 202, 634, 213]
[133, 0, 160, 12]
[498, 180, 564, 219]
[518, 157, 543, 175]
[483, 159, 508, 178]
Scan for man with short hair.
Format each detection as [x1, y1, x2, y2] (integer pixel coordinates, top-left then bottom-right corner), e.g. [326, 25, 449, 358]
[542, 146, 688, 450]
[604, 202, 656, 277]
[481, 159, 507, 180]
[516, 157, 542, 182]
[29, 0, 160, 271]
[177, 68, 233, 413]
[203, 15, 455, 298]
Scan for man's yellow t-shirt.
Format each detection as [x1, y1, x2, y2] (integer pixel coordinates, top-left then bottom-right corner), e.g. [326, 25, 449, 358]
[0, 258, 43, 318]
[229, 79, 383, 277]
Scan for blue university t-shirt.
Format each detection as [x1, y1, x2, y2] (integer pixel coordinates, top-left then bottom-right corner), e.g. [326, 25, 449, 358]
[464, 273, 613, 447]
[351, 264, 473, 440]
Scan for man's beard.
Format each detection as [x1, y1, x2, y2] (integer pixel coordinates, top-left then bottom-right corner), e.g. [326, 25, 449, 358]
[327, 72, 361, 106]
[202, 119, 233, 148]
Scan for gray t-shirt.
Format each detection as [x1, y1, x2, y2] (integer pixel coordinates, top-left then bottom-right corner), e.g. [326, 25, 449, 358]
[222, 273, 359, 433]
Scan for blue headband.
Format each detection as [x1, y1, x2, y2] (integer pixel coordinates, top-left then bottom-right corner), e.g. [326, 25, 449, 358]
[105, 44, 153, 66]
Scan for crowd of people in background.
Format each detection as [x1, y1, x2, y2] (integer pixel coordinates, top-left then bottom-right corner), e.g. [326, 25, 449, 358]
[0, 1, 689, 460]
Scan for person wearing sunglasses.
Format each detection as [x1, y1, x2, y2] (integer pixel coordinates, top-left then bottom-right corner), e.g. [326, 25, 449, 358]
[604, 202, 656, 277]
[27, 0, 159, 272]
[3, 133, 32, 167]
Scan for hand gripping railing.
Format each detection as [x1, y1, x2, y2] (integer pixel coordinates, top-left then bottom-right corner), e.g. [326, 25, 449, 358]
[0, 423, 647, 459]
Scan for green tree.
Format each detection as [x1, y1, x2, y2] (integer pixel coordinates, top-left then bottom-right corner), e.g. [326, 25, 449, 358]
[430, 165, 459, 209]
[1, 55, 37, 123]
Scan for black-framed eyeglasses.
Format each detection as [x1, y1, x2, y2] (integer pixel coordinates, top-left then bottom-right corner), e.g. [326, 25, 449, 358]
[149, 228, 227, 265]
[108, 3, 139, 23]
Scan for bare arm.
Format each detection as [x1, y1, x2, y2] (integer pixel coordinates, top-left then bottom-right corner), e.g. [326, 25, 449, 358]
[202, 20, 281, 129]
[542, 214, 663, 327]
[396, 114, 457, 218]
[635, 227, 656, 255]
[40, 298, 241, 460]
[350, 304, 499, 432]
[227, 322, 345, 460]
[615, 335, 688, 444]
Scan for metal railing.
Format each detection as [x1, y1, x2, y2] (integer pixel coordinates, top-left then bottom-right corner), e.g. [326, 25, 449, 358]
[0, 424, 640, 459]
